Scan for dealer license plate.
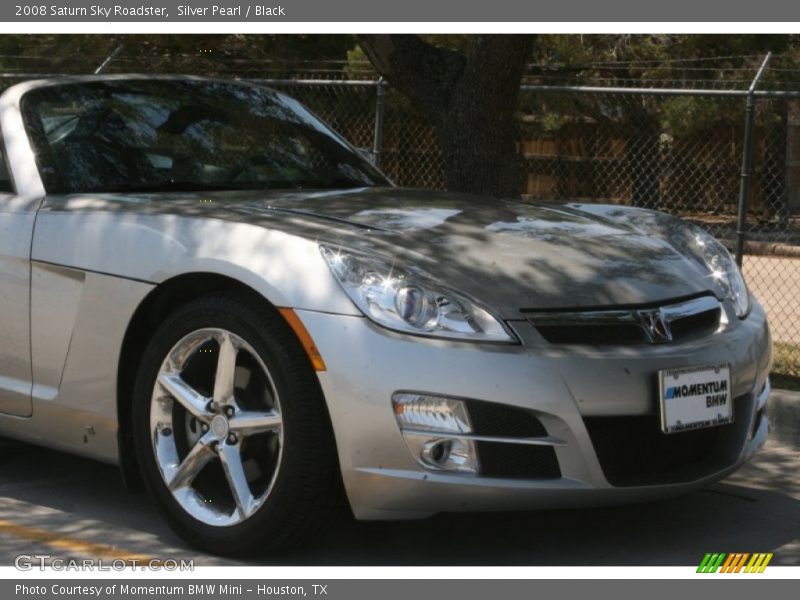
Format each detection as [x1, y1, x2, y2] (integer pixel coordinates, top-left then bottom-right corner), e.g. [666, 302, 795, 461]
[658, 363, 733, 434]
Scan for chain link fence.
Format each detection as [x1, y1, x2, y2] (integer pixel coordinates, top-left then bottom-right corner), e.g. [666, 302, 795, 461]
[1, 69, 799, 378]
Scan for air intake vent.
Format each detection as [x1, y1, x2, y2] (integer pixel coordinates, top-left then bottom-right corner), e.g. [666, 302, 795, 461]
[476, 442, 561, 479]
[463, 401, 560, 479]
[584, 415, 722, 486]
[466, 400, 549, 438]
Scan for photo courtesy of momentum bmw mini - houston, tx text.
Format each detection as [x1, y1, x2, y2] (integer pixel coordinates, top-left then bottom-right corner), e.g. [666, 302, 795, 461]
[0, 71, 772, 556]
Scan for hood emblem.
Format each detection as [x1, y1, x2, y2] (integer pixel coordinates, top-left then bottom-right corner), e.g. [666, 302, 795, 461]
[638, 309, 673, 344]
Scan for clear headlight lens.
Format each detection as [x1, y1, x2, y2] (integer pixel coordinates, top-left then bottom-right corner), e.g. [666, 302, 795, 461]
[691, 228, 750, 318]
[320, 245, 516, 342]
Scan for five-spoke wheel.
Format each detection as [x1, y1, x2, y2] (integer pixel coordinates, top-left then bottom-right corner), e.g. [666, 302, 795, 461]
[151, 328, 283, 526]
[133, 293, 340, 554]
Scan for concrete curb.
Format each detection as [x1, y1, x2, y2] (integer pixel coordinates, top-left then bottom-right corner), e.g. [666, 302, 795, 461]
[770, 388, 800, 405]
[768, 389, 800, 442]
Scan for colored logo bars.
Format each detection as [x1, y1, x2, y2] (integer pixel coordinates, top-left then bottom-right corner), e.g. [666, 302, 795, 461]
[697, 553, 773, 573]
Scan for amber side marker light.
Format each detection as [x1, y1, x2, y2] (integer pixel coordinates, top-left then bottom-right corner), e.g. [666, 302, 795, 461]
[278, 308, 327, 371]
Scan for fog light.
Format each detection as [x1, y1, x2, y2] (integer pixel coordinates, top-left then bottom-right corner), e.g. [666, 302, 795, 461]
[421, 438, 478, 473]
[392, 393, 472, 433]
[392, 393, 479, 474]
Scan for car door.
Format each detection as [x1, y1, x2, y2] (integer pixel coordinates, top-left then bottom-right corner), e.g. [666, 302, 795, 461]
[0, 146, 36, 417]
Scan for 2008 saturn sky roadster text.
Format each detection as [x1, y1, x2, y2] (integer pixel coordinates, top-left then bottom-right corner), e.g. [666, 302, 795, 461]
[0, 75, 771, 554]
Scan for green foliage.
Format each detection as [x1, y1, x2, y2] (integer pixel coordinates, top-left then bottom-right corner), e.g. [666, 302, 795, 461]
[523, 35, 800, 137]
[771, 373, 800, 391]
[345, 35, 800, 139]
[774, 342, 800, 379]
[0, 34, 359, 77]
[4, 34, 800, 142]
[659, 97, 731, 136]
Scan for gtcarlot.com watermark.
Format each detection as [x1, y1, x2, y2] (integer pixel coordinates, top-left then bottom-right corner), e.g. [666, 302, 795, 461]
[14, 554, 194, 571]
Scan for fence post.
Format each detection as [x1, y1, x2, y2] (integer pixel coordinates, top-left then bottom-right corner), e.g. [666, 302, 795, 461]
[372, 78, 387, 168]
[735, 53, 772, 266]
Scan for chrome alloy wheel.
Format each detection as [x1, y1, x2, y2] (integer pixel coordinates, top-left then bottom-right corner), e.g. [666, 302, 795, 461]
[150, 328, 283, 526]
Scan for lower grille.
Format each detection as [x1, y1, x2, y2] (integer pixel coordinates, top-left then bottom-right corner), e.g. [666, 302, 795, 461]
[463, 401, 560, 479]
[466, 400, 549, 438]
[584, 411, 740, 487]
[476, 442, 561, 479]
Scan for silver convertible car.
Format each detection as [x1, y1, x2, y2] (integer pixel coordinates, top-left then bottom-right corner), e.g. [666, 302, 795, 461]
[0, 75, 771, 554]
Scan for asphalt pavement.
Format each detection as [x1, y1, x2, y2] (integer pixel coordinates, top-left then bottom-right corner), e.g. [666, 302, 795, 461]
[0, 390, 798, 567]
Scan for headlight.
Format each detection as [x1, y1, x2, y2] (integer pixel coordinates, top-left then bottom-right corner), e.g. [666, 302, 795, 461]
[691, 228, 750, 318]
[320, 245, 516, 342]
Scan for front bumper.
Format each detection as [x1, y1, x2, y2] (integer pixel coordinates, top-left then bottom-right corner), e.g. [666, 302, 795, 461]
[297, 299, 772, 520]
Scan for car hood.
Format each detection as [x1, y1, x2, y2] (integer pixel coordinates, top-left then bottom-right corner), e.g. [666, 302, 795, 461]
[48, 187, 717, 318]
[227, 187, 716, 317]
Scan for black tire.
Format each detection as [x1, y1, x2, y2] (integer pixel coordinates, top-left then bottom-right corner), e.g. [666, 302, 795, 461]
[132, 291, 341, 555]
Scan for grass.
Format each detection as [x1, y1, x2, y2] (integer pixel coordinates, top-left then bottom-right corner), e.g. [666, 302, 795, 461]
[772, 341, 800, 391]
[771, 373, 800, 391]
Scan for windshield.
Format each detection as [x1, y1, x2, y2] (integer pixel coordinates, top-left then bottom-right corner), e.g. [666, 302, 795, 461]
[20, 79, 389, 195]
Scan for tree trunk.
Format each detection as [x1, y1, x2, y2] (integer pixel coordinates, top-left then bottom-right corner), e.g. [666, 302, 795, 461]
[360, 35, 532, 199]
[435, 89, 522, 198]
[626, 104, 662, 210]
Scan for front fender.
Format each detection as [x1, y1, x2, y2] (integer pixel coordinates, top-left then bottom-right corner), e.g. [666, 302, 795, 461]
[32, 203, 359, 315]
